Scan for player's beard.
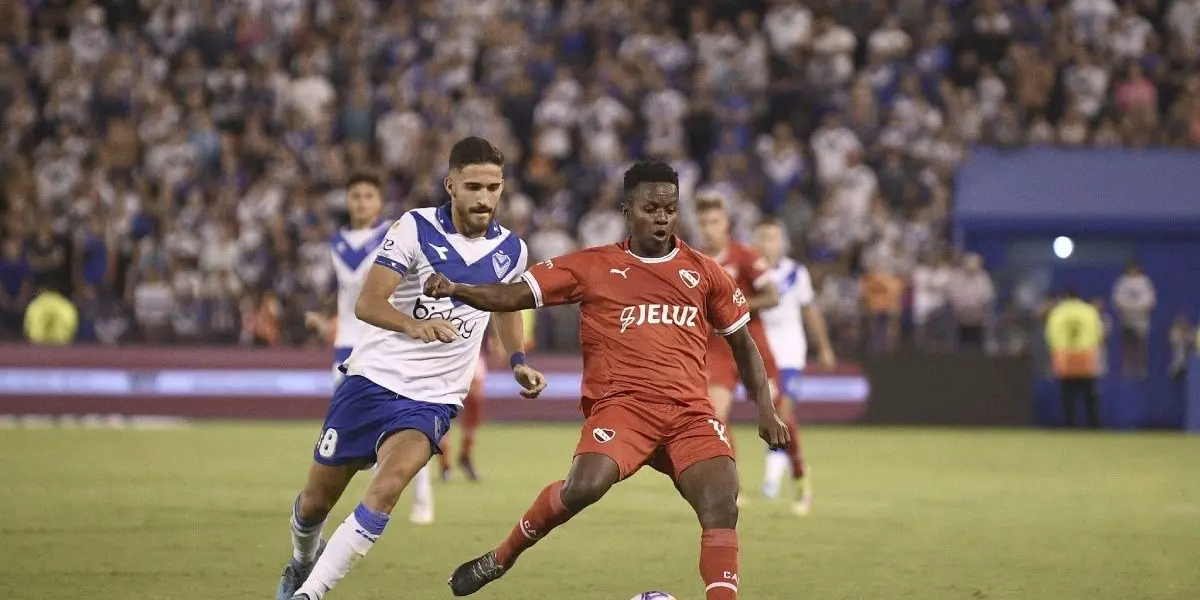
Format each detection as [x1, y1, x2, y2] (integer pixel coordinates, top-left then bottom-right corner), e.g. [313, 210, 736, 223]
[457, 203, 495, 236]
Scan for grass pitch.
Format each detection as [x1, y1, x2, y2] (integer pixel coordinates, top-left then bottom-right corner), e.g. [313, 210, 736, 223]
[0, 423, 1197, 600]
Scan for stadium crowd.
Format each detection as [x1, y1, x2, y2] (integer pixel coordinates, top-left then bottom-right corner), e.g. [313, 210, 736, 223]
[2, 0, 1199, 355]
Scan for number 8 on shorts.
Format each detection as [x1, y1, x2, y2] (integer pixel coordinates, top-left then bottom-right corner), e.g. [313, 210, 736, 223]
[317, 428, 339, 459]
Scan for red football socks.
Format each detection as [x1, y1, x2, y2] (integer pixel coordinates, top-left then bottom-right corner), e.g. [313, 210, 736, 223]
[700, 529, 739, 599]
[462, 389, 483, 430]
[437, 439, 452, 472]
[494, 480, 573, 568]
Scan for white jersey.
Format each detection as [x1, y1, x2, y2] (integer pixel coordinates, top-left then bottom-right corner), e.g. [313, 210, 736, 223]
[343, 205, 528, 406]
[760, 257, 815, 370]
[332, 221, 392, 350]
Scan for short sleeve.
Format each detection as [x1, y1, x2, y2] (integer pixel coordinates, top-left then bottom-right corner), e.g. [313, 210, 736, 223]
[502, 239, 530, 284]
[794, 265, 815, 306]
[742, 247, 774, 291]
[706, 261, 751, 336]
[519, 252, 588, 308]
[373, 213, 419, 275]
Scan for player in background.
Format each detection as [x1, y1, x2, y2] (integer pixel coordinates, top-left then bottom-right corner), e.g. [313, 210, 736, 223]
[428, 160, 789, 600]
[276, 137, 547, 600]
[751, 218, 836, 516]
[303, 173, 438, 525]
[695, 192, 801, 504]
[437, 337, 494, 482]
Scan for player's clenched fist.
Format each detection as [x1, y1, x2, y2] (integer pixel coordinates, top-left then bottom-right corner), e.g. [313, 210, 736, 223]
[757, 409, 791, 451]
[403, 318, 459, 343]
[424, 273, 456, 299]
[513, 364, 548, 399]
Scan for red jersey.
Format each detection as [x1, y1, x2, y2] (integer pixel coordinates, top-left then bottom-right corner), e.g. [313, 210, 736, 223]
[520, 239, 749, 408]
[705, 241, 779, 376]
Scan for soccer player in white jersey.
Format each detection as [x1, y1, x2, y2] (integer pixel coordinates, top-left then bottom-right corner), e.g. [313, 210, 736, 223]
[303, 173, 439, 526]
[752, 218, 836, 516]
[277, 137, 548, 600]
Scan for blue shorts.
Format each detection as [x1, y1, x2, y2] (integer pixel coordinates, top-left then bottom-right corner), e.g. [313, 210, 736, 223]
[779, 368, 803, 401]
[314, 375, 458, 466]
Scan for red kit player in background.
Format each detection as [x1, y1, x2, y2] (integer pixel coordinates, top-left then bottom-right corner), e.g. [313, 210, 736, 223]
[425, 160, 789, 600]
[437, 337, 494, 482]
[694, 193, 808, 507]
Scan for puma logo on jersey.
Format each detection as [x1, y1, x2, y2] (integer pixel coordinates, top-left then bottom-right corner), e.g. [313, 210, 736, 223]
[610, 267, 629, 279]
[618, 304, 700, 333]
[428, 244, 450, 260]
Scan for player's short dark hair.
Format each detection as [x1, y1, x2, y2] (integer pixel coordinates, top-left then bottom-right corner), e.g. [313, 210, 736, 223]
[346, 172, 383, 191]
[622, 159, 678, 194]
[449, 136, 505, 171]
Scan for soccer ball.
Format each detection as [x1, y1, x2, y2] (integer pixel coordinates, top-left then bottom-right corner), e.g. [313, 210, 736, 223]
[629, 593, 676, 600]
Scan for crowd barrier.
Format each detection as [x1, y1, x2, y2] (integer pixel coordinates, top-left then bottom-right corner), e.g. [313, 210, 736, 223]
[0, 345, 869, 423]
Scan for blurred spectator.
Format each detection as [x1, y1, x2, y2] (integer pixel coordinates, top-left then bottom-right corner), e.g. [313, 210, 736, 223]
[26, 220, 70, 293]
[1112, 262, 1157, 377]
[24, 285, 78, 345]
[1168, 312, 1194, 380]
[133, 269, 174, 343]
[861, 256, 905, 354]
[576, 188, 625, 249]
[817, 253, 863, 357]
[1091, 297, 1113, 378]
[911, 251, 954, 351]
[947, 253, 996, 350]
[0, 239, 34, 340]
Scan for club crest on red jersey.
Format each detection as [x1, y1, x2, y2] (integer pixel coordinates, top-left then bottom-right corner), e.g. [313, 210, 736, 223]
[679, 269, 701, 288]
[592, 428, 616, 443]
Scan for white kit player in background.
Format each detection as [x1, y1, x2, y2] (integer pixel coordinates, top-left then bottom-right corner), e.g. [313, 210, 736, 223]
[277, 138, 548, 600]
[304, 174, 438, 527]
[752, 218, 836, 515]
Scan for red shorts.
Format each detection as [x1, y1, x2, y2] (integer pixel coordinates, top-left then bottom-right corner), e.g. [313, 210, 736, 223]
[574, 397, 734, 481]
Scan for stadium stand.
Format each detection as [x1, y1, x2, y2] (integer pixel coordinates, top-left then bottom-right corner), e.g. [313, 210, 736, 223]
[1, 0, 1198, 357]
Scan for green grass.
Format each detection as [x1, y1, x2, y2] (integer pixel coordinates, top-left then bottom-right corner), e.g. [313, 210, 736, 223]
[0, 423, 1197, 600]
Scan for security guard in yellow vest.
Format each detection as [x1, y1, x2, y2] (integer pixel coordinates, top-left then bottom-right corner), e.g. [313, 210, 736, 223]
[1045, 288, 1105, 428]
[24, 287, 79, 345]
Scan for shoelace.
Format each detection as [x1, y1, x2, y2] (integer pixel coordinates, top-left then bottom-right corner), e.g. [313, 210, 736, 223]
[471, 555, 504, 580]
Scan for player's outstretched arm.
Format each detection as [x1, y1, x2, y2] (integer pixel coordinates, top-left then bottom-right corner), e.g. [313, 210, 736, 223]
[356, 264, 458, 343]
[725, 327, 790, 450]
[424, 273, 537, 313]
[803, 304, 837, 369]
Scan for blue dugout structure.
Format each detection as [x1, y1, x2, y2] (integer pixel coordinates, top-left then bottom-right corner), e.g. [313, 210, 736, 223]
[954, 148, 1200, 430]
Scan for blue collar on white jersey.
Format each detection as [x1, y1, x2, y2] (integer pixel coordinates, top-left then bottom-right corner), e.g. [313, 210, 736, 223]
[436, 202, 503, 239]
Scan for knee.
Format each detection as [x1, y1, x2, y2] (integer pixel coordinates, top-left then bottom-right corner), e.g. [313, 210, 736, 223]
[560, 471, 614, 512]
[297, 487, 337, 521]
[693, 490, 739, 530]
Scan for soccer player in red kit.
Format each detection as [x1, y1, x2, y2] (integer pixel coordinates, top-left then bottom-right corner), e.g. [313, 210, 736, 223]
[694, 193, 807, 504]
[425, 160, 789, 600]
